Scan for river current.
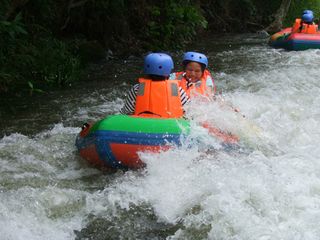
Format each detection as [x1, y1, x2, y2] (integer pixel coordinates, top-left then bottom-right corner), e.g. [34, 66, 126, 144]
[1, 34, 320, 240]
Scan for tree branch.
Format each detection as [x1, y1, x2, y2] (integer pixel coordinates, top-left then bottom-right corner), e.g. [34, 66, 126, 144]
[61, 0, 89, 30]
[265, 0, 292, 33]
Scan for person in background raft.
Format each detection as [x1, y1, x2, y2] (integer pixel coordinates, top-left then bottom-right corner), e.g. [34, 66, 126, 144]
[120, 53, 189, 117]
[292, 10, 318, 34]
[169, 52, 240, 143]
[170, 51, 242, 113]
[301, 10, 315, 24]
[169, 51, 215, 98]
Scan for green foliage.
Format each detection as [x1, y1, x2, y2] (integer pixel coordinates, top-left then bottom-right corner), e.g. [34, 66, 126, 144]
[0, 13, 81, 93]
[28, 81, 44, 95]
[251, 0, 281, 24]
[145, 0, 207, 50]
[57, 0, 207, 51]
[0, 0, 293, 93]
[29, 38, 81, 86]
[0, 14, 28, 91]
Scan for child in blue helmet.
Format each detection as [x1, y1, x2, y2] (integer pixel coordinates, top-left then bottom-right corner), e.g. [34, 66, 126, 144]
[120, 53, 189, 116]
[170, 51, 244, 115]
[302, 10, 315, 24]
[299, 10, 318, 33]
[169, 51, 215, 98]
[292, 10, 317, 33]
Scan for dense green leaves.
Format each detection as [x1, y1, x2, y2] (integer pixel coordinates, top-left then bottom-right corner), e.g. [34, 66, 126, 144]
[0, 7, 81, 93]
[1, 0, 320, 94]
[145, 1, 207, 50]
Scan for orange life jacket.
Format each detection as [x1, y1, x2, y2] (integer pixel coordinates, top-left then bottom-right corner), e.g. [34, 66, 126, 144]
[292, 18, 318, 34]
[134, 78, 184, 118]
[175, 69, 216, 98]
[300, 23, 318, 34]
[292, 18, 302, 33]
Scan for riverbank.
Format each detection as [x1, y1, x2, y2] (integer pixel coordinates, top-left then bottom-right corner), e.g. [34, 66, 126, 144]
[0, 0, 279, 94]
[1, 1, 320, 95]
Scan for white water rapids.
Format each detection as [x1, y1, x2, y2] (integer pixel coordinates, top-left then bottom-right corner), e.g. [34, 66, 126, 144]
[1, 36, 320, 239]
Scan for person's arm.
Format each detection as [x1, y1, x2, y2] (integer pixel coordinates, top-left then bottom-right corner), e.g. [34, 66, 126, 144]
[120, 84, 139, 115]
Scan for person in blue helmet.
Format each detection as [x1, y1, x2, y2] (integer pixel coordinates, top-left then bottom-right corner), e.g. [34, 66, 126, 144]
[169, 51, 215, 98]
[120, 53, 189, 117]
[301, 10, 315, 26]
[300, 10, 318, 33]
[292, 10, 317, 33]
[302, 10, 314, 23]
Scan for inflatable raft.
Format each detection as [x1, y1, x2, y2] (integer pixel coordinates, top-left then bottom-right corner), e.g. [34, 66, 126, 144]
[75, 114, 239, 169]
[270, 27, 320, 50]
[76, 115, 190, 169]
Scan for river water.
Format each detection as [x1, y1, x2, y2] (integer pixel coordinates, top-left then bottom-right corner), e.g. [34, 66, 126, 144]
[1, 34, 320, 240]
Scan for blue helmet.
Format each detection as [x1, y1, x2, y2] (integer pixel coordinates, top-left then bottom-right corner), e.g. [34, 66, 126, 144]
[143, 53, 174, 77]
[182, 51, 208, 68]
[302, 13, 314, 23]
[302, 10, 314, 16]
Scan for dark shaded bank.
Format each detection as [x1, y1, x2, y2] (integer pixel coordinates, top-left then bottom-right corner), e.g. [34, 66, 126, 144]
[1, 0, 319, 94]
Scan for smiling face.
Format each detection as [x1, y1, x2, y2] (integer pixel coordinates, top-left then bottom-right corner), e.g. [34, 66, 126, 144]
[185, 62, 203, 82]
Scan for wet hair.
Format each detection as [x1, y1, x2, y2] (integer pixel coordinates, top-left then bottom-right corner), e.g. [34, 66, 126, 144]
[183, 60, 206, 72]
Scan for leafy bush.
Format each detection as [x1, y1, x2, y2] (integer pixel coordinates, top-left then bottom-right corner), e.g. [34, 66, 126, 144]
[1, 0, 301, 93]
[0, 14, 28, 91]
[145, 0, 207, 50]
[0, 13, 81, 93]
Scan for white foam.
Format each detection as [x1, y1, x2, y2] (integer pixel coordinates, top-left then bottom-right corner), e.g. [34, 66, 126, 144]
[0, 124, 101, 240]
[92, 48, 320, 239]
[1, 45, 320, 239]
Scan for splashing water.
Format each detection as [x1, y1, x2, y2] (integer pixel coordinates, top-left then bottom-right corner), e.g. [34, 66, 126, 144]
[1, 35, 320, 239]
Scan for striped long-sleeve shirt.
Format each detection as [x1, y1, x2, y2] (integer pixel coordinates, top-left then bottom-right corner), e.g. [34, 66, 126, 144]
[120, 83, 190, 115]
